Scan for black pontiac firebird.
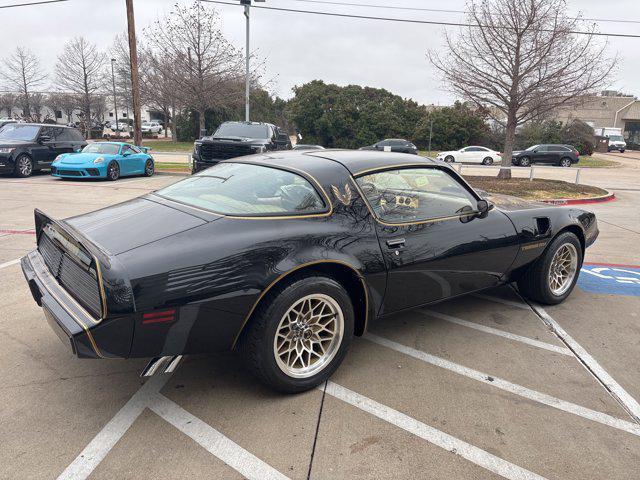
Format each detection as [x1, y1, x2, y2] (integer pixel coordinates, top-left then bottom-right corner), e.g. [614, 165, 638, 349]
[21, 150, 598, 392]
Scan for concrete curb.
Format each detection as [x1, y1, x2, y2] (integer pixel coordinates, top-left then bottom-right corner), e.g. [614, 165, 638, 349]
[539, 191, 616, 206]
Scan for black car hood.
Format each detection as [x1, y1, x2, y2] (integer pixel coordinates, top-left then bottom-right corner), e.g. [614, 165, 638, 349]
[63, 197, 211, 255]
[0, 139, 34, 147]
[487, 193, 551, 211]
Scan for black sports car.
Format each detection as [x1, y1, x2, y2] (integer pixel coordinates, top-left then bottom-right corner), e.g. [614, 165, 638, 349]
[359, 139, 418, 154]
[21, 150, 598, 392]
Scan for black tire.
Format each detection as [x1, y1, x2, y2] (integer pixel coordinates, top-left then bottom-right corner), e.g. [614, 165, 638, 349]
[620, 149, 625, 153]
[107, 161, 120, 181]
[144, 159, 154, 177]
[559, 157, 572, 167]
[444, 155, 454, 163]
[14, 154, 33, 178]
[240, 275, 354, 393]
[482, 156, 493, 165]
[519, 156, 531, 167]
[517, 232, 583, 305]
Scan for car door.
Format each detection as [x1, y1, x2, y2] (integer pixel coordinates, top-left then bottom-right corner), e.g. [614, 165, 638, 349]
[457, 147, 473, 162]
[531, 145, 550, 163]
[54, 128, 78, 156]
[120, 145, 145, 175]
[33, 126, 60, 168]
[355, 166, 520, 313]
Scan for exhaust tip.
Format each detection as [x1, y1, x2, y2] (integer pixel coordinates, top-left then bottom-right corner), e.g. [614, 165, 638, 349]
[141, 355, 183, 377]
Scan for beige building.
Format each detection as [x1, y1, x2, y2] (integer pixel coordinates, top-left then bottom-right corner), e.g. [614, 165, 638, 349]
[553, 92, 640, 149]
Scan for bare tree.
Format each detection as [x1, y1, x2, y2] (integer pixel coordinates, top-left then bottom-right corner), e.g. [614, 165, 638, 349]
[1, 47, 47, 120]
[144, 1, 247, 133]
[47, 92, 78, 124]
[54, 37, 106, 138]
[0, 92, 17, 118]
[29, 92, 45, 122]
[429, 0, 614, 178]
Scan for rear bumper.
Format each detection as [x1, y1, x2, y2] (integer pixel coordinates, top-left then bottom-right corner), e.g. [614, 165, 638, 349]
[21, 250, 105, 358]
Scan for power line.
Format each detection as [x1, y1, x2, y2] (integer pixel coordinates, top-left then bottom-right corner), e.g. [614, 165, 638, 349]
[202, 0, 640, 38]
[0, 0, 68, 9]
[283, 0, 640, 25]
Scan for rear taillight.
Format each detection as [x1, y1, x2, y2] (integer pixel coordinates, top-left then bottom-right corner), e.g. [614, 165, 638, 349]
[142, 309, 176, 325]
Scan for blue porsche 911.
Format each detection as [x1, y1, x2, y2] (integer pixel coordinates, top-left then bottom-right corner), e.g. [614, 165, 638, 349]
[51, 142, 154, 181]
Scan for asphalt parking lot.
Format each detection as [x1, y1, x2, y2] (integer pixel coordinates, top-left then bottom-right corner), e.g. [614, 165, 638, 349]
[1, 164, 639, 480]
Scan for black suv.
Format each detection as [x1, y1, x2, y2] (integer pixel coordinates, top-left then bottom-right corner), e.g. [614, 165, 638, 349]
[512, 144, 580, 167]
[359, 138, 418, 154]
[0, 123, 87, 177]
[192, 121, 292, 173]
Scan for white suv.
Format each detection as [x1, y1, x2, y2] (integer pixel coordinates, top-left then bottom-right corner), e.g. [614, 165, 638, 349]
[141, 121, 163, 134]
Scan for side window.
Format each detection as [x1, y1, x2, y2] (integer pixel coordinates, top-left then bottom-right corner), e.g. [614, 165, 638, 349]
[39, 126, 55, 140]
[70, 129, 85, 142]
[121, 145, 134, 155]
[356, 168, 477, 223]
[58, 129, 76, 141]
[538, 146, 550, 152]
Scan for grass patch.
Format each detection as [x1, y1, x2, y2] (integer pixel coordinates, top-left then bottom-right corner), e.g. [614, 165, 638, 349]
[143, 140, 193, 152]
[464, 176, 608, 201]
[155, 162, 190, 173]
[575, 156, 620, 168]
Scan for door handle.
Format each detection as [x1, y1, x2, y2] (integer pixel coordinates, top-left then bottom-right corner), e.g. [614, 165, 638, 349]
[386, 238, 405, 249]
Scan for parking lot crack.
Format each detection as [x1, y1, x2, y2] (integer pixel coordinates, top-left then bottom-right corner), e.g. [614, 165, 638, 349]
[306, 380, 328, 480]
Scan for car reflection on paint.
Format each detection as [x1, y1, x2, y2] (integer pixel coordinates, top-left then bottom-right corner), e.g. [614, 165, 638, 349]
[21, 150, 598, 393]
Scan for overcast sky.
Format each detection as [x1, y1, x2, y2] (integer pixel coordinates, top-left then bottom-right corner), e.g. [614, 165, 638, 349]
[1, 0, 638, 105]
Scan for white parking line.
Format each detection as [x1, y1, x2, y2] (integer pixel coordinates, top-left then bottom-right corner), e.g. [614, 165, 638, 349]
[150, 395, 290, 480]
[526, 300, 640, 423]
[57, 375, 171, 480]
[324, 381, 547, 480]
[0, 258, 20, 270]
[421, 309, 573, 356]
[473, 293, 530, 310]
[365, 334, 640, 437]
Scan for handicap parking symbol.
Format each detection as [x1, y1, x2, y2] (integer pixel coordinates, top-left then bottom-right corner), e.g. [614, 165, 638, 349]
[578, 264, 640, 296]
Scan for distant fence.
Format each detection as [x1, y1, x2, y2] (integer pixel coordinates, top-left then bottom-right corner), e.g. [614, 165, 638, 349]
[450, 164, 583, 184]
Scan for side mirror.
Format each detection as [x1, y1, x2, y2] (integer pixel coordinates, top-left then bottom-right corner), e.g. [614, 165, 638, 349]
[75, 147, 83, 153]
[39, 135, 51, 143]
[122, 151, 131, 157]
[476, 199, 494, 217]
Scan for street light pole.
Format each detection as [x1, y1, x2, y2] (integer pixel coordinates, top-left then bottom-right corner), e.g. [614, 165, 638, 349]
[125, 0, 143, 146]
[240, 0, 264, 122]
[244, 3, 250, 122]
[110, 58, 119, 136]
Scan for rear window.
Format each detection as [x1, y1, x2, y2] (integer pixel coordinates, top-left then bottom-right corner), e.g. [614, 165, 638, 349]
[157, 163, 326, 216]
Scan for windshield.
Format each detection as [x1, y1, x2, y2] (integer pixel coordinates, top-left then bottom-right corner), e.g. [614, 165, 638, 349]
[214, 123, 270, 139]
[82, 143, 121, 155]
[609, 135, 624, 142]
[525, 145, 539, 151]
[157, 162, 325, 216]
[0, 124, 40, 141]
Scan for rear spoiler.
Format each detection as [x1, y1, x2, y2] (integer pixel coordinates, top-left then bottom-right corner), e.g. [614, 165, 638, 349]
[34, 209, 110, 266]
[140, 146, 151, 153]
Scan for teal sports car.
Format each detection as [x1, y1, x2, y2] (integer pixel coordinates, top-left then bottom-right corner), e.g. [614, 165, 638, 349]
[51, 142, 154, 181]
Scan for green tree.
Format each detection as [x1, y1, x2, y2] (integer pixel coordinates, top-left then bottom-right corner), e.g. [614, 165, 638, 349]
[413, 102, 492, 151]
[285, 80, 424, 148]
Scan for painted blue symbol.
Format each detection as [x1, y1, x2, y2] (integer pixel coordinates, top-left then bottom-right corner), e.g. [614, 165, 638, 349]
[578, 264, 640, 296]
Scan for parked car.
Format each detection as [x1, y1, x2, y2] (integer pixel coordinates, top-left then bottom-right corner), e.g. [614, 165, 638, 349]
[292, 144, 325, 151]
[191, 121, 292, 173]
[0, 123, 86, 177]
[141, 121, 163, 134]
[51, 142, 154, 181]
[21, 150, 598, 393]
[436, 146, 502, 165]
[359, 139, 418, 154]
[512, 144, 579, 167]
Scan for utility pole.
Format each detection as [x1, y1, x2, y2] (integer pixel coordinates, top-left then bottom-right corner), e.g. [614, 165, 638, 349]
[428, 118, 433, 154]
[110, 58, 119, 136]
[125, 0, 142, 146]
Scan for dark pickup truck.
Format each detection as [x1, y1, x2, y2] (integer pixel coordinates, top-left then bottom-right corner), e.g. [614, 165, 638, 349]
[192, 121, 291, 173]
